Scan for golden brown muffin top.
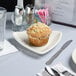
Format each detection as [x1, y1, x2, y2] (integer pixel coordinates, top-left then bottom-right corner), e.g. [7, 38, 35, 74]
[27, 22, 52, 38]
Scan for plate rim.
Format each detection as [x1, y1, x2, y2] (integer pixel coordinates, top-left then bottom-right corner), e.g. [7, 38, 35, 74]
[13, 30, 62, 55]
[72, 48, 76, 64]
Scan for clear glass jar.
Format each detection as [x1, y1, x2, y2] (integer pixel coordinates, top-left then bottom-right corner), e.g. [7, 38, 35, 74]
[34, 0, 52, 26]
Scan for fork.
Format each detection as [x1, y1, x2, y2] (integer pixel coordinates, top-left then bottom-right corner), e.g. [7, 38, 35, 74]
[45, 66, 55, 76]
[62, 71, 75, 76]
[51, 68, 65, 76]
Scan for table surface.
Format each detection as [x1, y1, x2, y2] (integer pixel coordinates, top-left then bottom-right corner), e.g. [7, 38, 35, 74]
[0, 12, 76, 76]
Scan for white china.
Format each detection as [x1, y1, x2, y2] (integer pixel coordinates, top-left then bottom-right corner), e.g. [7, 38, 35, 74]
[13, 31, 62, 54]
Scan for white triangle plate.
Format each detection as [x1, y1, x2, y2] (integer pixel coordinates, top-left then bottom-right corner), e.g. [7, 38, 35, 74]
[13, 31, 62, 54]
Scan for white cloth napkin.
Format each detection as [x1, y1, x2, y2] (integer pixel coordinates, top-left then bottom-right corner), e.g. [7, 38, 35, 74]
[36, 63, 76, 76]
[0, 40, 18, 56]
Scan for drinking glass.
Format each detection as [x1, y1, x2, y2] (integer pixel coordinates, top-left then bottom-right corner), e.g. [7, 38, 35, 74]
[0, 7, 6, 49]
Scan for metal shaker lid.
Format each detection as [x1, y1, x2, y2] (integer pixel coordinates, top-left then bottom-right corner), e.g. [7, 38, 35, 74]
[25, 4, 34, 14]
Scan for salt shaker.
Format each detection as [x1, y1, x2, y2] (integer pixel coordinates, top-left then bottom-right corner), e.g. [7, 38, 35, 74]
[14, 6, 24, 26]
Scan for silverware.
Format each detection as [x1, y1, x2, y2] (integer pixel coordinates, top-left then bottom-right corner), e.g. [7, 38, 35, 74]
[45, 66, 54, 76]
[51, 68, 65, 76]
[46, 40, 72, 65]
[45, 66, 66, 76]
[62, 71, 75, 76]
[51, 68, 60, 76]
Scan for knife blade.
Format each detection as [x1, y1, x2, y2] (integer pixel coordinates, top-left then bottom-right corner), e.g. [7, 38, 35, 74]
[46, 40, 72, 65]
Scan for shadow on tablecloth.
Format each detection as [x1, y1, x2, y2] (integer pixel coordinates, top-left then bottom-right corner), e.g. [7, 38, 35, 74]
[8, 38, 43, 59]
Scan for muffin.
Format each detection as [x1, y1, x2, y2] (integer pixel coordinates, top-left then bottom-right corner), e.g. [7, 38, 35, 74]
[27, 22, 52, 46]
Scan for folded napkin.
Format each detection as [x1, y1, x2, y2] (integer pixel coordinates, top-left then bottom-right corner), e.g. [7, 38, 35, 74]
[36, 63, 76, 76]
[0, 40, 18, 56]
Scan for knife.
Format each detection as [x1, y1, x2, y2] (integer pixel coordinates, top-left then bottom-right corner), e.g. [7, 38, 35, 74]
[46, 40, 72, 65]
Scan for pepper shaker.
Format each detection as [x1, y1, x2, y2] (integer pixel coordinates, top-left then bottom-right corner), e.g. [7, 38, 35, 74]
[25, 4, 34, 26]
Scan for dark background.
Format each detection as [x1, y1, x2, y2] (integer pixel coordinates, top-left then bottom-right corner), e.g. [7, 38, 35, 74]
[0, 0, 34, 12]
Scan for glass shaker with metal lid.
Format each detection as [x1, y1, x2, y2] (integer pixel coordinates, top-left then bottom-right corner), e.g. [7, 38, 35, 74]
[12, 0, 25, 31]
[25, 4, 34, 26]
